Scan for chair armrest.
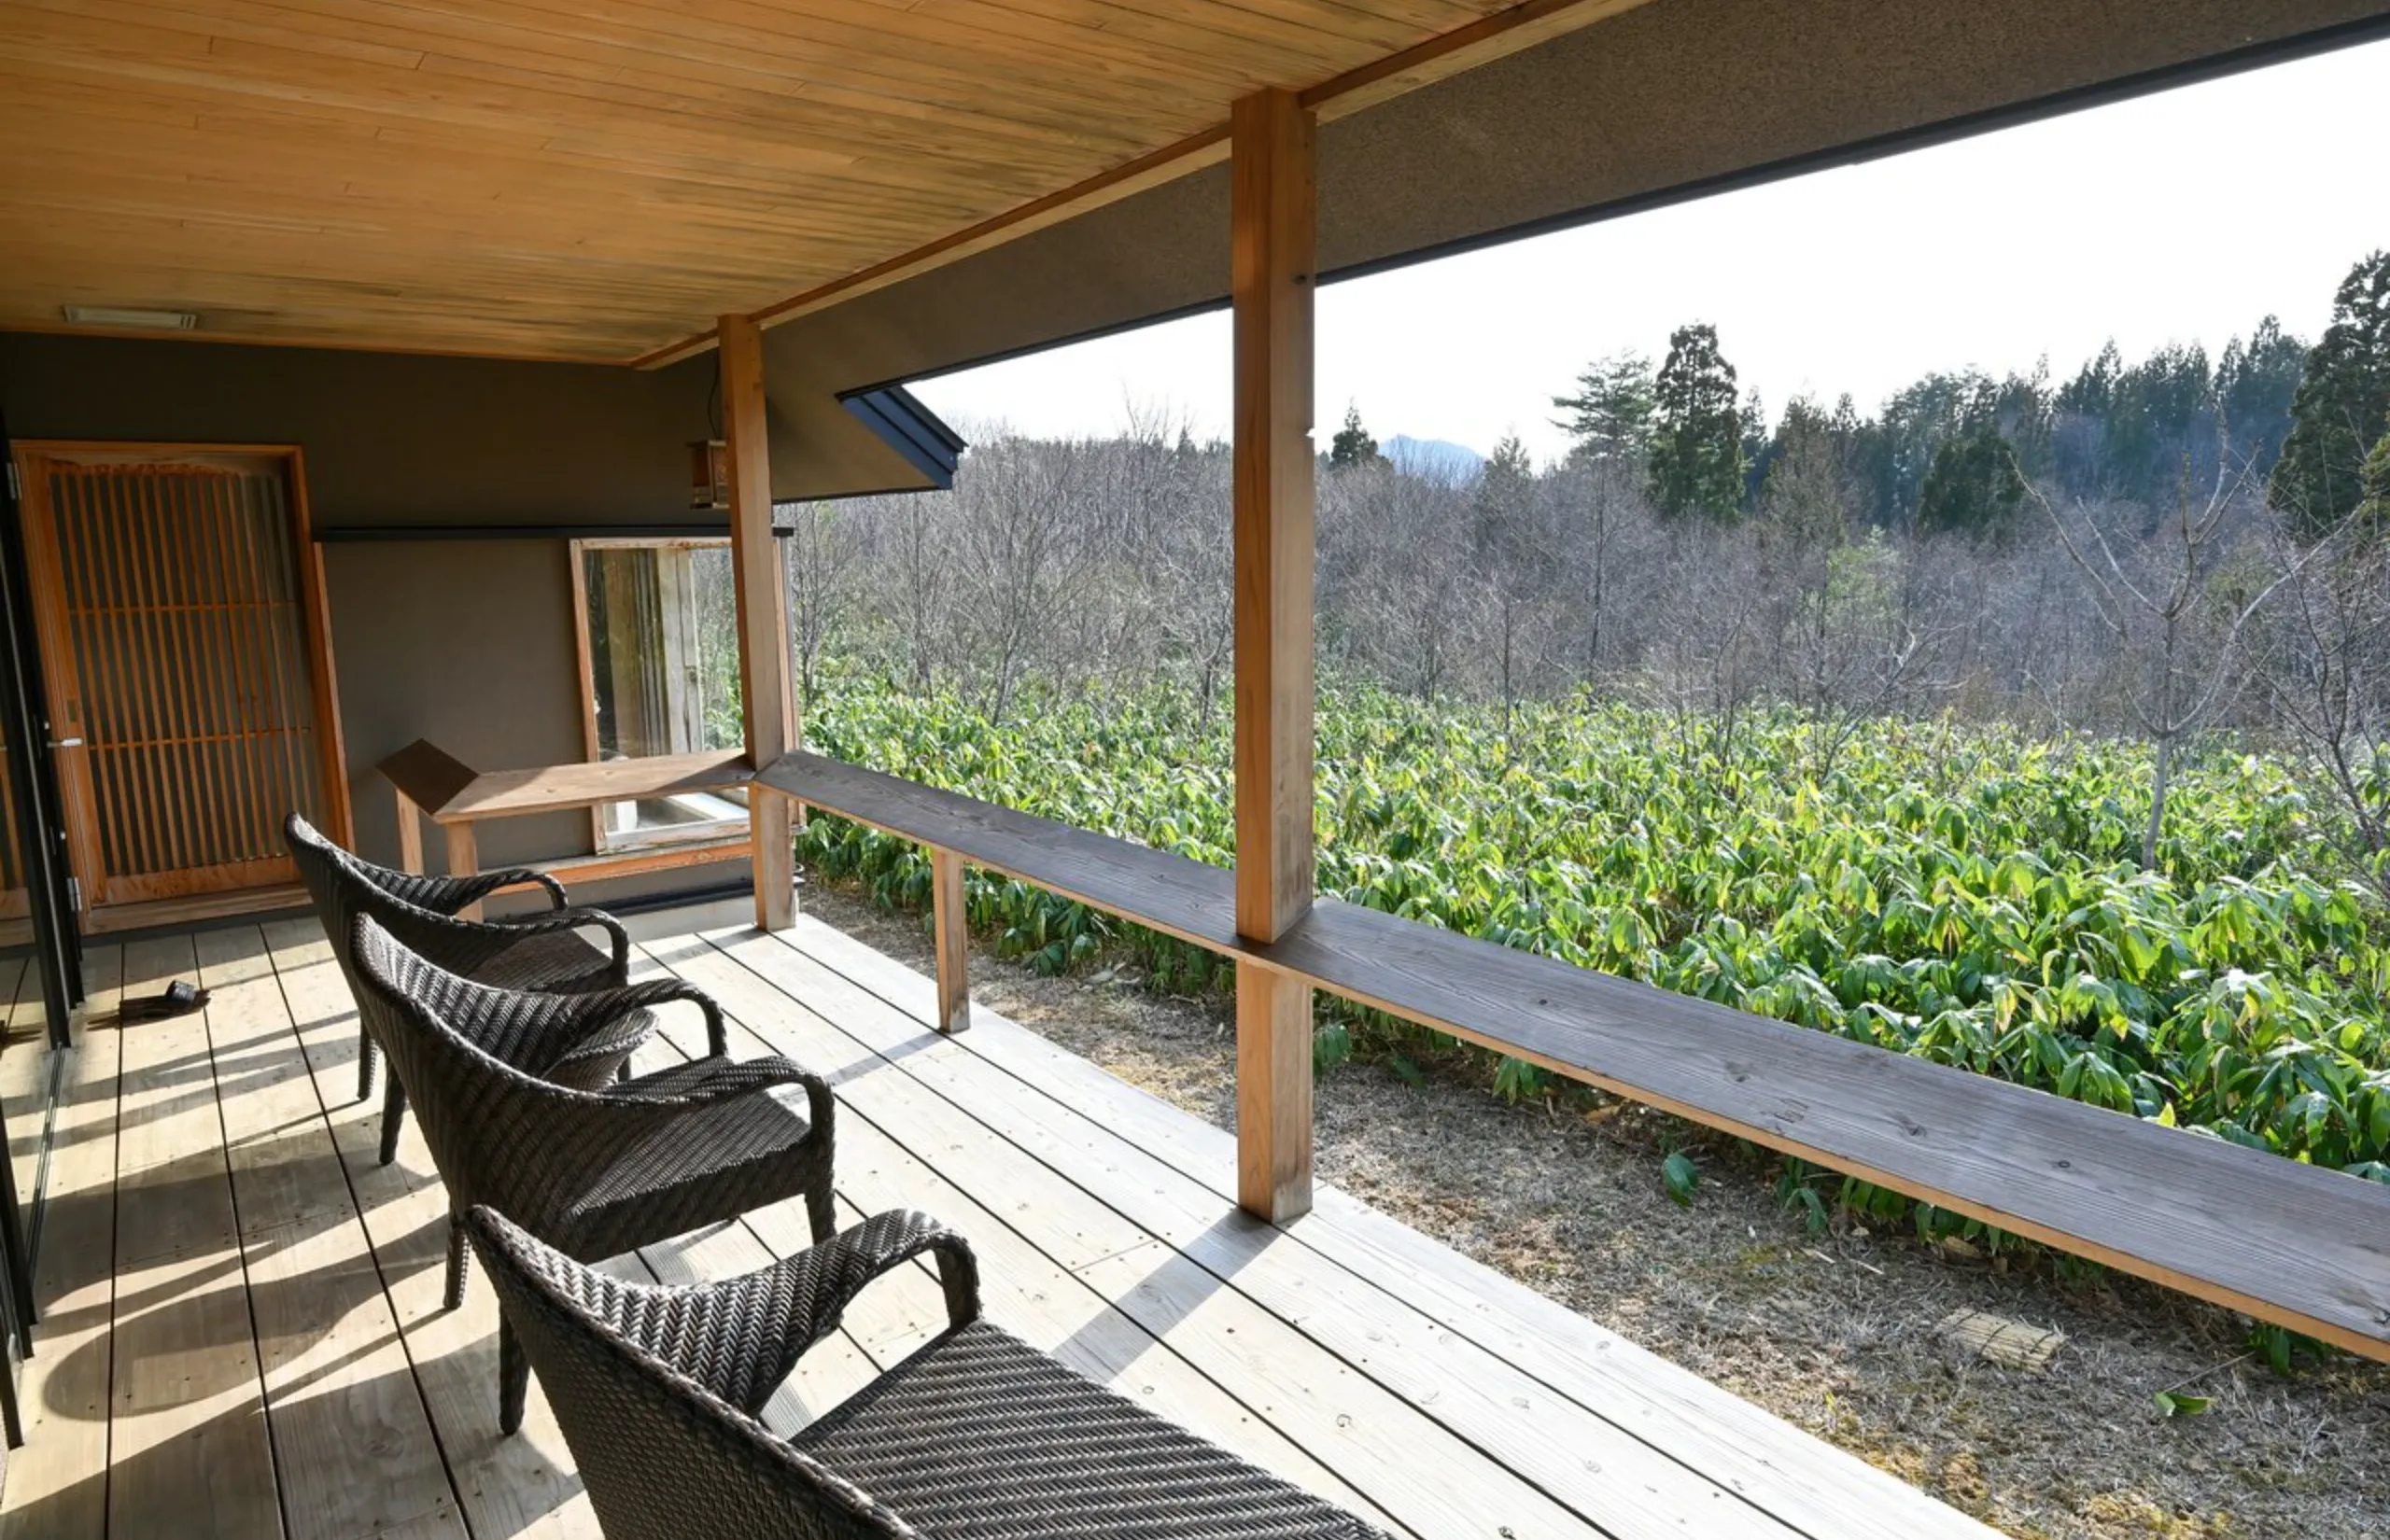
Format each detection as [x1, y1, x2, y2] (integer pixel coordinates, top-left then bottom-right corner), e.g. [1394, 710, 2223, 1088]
[401, 865, 568, 915]
[487, 904, 631, 975]
[611, 1054, 829, 1119]
[626, 1211, 978, 1415]
[462, 1207, 979, 1419]
[511, 869, 572, 910]
[569, 978, 727, 1057]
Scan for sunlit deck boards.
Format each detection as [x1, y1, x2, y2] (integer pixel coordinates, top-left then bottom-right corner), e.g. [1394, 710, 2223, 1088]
[1, 909, 1999, 1540]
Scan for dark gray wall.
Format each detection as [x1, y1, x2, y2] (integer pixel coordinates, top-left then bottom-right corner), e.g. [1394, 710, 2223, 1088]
[0, 331, 713, 528]
[0, 331, 744, 898]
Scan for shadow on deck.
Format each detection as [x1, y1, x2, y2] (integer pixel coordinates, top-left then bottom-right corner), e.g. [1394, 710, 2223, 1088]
[0, 903, 1999, 1540]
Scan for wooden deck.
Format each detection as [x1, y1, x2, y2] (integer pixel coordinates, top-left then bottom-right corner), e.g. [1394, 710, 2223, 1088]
[0, 904, 2003, 1540]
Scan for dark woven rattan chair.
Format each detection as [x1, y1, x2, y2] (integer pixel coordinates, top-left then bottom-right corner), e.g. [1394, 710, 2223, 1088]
[352, 917, 837, 1433]
[287, 812, 643, 1163]
[465, 1204, 1392, 1540]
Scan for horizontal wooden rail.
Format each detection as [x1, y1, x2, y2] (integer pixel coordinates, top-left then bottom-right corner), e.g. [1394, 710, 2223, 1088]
[484, 837, 752, 897]
[378, 740, 756, 913]
[757, 750, 2390, 1362]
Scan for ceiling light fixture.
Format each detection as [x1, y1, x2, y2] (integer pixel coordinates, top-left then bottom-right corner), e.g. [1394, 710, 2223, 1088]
[61, 305, 199, 330]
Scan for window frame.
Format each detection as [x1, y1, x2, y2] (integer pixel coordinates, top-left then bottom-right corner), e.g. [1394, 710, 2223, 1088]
[567, 536, 752, 856]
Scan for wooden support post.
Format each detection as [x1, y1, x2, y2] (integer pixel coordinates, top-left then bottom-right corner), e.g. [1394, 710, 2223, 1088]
[1230, 88, 1317, 1224]
[720, 313, 796, 931]
[444, 822, 480, 918]
[393, 790, 423, 875]
[930, 847, 970, 1034]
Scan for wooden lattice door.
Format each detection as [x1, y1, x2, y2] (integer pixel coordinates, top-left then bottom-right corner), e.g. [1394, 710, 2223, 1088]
[10, 445, 349, 916]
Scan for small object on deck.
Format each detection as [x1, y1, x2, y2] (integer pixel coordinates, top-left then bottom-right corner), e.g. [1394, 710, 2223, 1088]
[106, 979, 211, 1026]
[1937, 1309, 2065, 1374]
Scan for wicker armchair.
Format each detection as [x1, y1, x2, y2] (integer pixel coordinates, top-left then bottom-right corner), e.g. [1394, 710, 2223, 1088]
[286, 812, 641, 1162]
[466, 1204, 1391, 1540]
[352, 917, 837, 1433]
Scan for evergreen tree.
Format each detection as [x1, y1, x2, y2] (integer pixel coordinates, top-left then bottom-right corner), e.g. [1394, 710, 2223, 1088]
[2105, 342, 2215, 508]
[1550, 351, 1655, 466]
[1472, 435, 1538, 557]
[2053, 342, 2124, 494]
[1739, 389, 1773, 509]
[2360, 413, 2390, 533]
[2213, 315, 2307, 477]
[2270, 250, 2390, 539]
[1646, 324, 1746, 521]
[1760, 397, 1857, 548]
[1329, 402, 1384, 471]
[2056, 340, 2123, 419]
[1992, 361, 2056, 484]
[1857, 371, 1990, 527]
[1916, 423, 2027, 539]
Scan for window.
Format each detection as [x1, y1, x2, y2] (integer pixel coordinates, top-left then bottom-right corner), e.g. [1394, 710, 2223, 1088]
[569, 539, 749, 851]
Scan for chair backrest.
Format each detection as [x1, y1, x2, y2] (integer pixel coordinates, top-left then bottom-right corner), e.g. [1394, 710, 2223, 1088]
[289, 813, 546, 994]
[348, 917, 599, 1218]
[464, 1205, 917, 1540]
[286, 810, 457, 914]
[286, 812, 446, 985]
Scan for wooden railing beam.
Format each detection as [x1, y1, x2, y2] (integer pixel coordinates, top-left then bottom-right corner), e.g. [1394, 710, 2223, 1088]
[761, 749, 2390, 1363]
[1230, 87, 1317, 1223]
[719, 313, 796, 931]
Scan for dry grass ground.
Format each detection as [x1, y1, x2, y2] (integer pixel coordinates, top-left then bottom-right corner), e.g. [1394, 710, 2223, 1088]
[800, 876, 2388, 1540]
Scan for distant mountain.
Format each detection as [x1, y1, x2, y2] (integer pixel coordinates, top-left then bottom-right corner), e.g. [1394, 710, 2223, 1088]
[1383, 434, 1484, 483]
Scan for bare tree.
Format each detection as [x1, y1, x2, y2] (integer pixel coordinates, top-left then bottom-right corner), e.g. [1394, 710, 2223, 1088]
[945, 439, 1104, 721]
[1643, 524, 1770, 780]
[1325, 465, 1475, 702]
[2257, 525, 2390, 901]
[781, 501, 858, 709]
[1146, 442, 1236, 730]
[1470, 440, 1567, 750]
[1752, 421, 1942, 777]
[2037, 464, 2313, 867]
[1548, 454, 1644, 679]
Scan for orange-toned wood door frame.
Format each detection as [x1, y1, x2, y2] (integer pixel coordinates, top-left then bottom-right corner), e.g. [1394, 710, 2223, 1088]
[9, 442, 351, 916]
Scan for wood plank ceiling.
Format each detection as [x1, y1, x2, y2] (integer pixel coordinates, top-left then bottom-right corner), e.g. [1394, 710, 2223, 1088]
[0, 0, 1530, 361]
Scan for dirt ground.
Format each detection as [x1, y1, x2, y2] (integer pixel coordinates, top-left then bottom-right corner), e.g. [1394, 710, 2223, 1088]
[799, 875, 2387, 1540]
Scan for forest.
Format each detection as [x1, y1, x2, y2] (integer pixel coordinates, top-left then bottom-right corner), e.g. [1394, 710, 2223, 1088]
[770, 249, 2390, 1241]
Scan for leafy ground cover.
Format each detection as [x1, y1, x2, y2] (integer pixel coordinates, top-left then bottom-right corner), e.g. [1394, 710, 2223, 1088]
[800, 679, 2390, 1215]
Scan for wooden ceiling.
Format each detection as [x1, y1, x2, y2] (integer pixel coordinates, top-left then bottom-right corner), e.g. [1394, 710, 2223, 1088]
[0, 0, 1577, 363]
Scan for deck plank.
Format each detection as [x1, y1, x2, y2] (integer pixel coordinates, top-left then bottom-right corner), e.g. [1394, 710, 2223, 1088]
[104, 933, 285, 1540]
[646, 928, 1637, 1540]
[697, 926, 1818, 1540]
[622, 945, 1353, 1459]
[257, 920, 603, 1540]
[777, 914, 2002, 1540]
[628, 939, 1407, 1534]
[0, 945, 123, 1540]
[606, 966, 921, 1432]
[193, 926, 467, 1540]
[20, 910, 2018, 1540]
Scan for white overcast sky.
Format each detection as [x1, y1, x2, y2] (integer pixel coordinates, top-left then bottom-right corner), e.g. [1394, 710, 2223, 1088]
[911, 36, 2390, 467]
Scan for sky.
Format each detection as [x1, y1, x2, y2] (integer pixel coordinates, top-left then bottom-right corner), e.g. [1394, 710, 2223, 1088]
[910, 35, 2390, 467]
